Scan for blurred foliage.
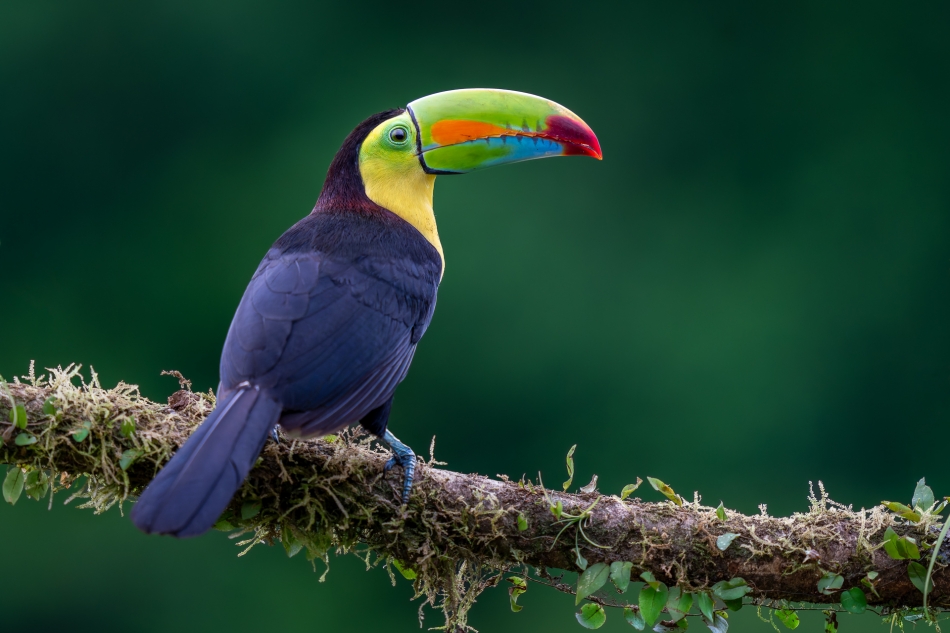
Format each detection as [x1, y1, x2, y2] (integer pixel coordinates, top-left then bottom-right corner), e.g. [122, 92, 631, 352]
[1, 1, 948, 631]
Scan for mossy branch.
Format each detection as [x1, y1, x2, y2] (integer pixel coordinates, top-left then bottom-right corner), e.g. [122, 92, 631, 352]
[1, 364, 948, 631]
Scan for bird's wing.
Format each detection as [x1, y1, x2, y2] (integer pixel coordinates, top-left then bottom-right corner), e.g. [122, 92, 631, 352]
[219, 246, 437, 435]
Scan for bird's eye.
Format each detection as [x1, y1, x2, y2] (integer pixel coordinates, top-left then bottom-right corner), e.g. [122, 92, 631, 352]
[389, 127, 409, 143]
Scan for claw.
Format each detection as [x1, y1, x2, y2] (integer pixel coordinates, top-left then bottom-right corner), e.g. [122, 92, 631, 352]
[270, 425, 280, 444]
[381, 430, 415, 505]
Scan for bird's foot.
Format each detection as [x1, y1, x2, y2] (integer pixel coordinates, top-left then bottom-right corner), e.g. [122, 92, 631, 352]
[381, 429, 415, 505]
[270, 425, 280, 444]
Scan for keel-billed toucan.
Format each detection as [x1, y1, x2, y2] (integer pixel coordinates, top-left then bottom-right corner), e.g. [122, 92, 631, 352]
[131, 89, 601, 537]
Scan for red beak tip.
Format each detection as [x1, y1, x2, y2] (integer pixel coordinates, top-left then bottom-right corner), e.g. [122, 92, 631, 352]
[587, 133, 603, 160]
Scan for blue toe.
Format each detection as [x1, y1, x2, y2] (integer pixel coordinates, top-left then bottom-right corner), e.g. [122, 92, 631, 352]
[381, 430, 416, 505]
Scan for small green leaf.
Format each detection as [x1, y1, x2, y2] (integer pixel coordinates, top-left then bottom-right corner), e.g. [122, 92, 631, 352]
[639, 581, 669, 626]
[624, 606, 646, 630]
[912, 478, 934, 512]
[552, 500, 563, 520]
[866, 571, 879, 580]
[640, 571, 658, 588]
[716, 533, 738, 551]
[391, 559, 416, 580]
[648, 477, 682, 506]
[621, 479, 643, 500]
[14, 433, 36, 446]
[285, 541, 303, 558]
[9, 404, 27, 429]
[823, 611, 838, 633]
[213, 518, 234, 531]
[3, 467, 24, 505]
[240, 501, 261, 519]
[213, 512, 235, 531]
[882, 501, 921, 522]
[908, 561, 932, 594]
[610, 561, 633, 593]
[119, 449, 142, 471]
[885, 528, 920, 560]
[703, 613, 729, 633]
[576, 562, 610, 605]
[711, 578, 750, 602]
[576, 603, 606, 629]
[817, 572, 843, 595]
[840, 587, 867, 614]
[120, 418, 135, 438]
[24, 470, 49, 501]
[323, 434, 337, 443]
[697, 593, 715, 621]
[280, 526, 302, 557]
[72, 420, 92, 442]
[517, 513, 528, 531]
[884, 544, 903, 560]
[901, 537, 920, 560]
[563, 444, 576, 491]
[508, 576, 527, 612]
[882, 527, 903, 559]
[723, 598, 743, 611]
[715, 502, 726, 522]
[576, 546, 588, 571]
[666, 588, 693, 622]
[882, 527, 919, 559]
[775, 608, 800, 629]
[42, 398, 58, 416]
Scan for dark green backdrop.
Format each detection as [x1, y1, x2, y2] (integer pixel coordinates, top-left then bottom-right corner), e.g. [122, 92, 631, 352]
[2, 2, 948, 631]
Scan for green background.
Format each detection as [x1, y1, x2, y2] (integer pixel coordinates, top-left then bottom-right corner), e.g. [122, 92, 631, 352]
[1, 2, 948, 631]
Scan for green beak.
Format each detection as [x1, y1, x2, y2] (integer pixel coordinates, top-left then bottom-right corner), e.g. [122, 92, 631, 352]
[406, 89, 602, 174]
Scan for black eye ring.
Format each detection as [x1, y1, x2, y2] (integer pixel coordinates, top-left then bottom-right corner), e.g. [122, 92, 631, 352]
[389, 126, 409, 143]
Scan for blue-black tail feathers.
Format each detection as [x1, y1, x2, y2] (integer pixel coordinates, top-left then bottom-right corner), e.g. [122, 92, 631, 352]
[130, 385, 281, 538]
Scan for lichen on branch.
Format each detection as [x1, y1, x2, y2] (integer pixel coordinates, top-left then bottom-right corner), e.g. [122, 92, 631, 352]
[1, 364, 948, 632]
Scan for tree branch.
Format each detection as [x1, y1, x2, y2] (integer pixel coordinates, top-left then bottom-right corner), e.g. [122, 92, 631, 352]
[1, 365, 947, 630]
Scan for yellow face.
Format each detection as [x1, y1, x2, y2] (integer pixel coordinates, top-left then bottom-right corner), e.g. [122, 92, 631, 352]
[358, 113, 442, 264]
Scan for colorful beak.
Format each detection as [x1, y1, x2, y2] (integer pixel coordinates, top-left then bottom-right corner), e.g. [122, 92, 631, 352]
[407, 89, 602, 174]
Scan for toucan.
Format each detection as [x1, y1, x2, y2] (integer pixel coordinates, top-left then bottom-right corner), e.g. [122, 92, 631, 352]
[131, 89, 601, 537]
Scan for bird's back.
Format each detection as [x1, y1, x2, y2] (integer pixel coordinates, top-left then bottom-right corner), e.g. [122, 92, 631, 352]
[219, 207, 442, 436]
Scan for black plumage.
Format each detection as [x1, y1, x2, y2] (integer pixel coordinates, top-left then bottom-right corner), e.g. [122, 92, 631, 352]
[131, 109, 442, 537]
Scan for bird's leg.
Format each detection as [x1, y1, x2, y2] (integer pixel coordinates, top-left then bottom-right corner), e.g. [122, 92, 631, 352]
[381, 429, 415, 505]
[270, 425, 280, 444]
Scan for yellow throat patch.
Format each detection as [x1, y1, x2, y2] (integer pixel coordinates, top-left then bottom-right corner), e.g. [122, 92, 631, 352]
[358, 113, 443, 266]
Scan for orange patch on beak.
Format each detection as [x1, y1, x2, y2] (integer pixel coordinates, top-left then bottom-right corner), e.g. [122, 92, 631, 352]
[430, 120, 516, 146]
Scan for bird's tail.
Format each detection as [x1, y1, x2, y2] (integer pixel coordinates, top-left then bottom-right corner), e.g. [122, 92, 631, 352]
[130, 385, 280, 538]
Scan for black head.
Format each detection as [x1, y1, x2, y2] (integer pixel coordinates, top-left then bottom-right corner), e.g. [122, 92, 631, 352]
[313, 108, 405, 213]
